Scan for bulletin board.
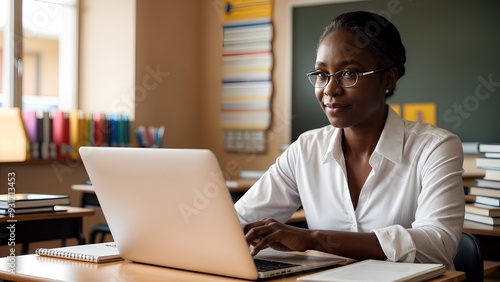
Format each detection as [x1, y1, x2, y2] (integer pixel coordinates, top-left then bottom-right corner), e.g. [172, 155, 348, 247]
[220, 0, 273, 153]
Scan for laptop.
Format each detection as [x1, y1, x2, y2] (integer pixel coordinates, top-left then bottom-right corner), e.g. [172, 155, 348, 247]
[79, 147, 345, 280]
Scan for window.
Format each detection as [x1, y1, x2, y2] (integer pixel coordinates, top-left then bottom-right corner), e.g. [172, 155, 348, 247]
[0, 0, 78, 111]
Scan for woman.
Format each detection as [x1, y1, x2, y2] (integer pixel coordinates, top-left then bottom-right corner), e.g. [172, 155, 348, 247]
[234, 11, 465, 269]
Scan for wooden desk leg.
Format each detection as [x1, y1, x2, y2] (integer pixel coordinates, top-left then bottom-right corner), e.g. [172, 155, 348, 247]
[21, 243, 29, 255]
[60, 217, 85, 246]
[76, 217, 86, 245]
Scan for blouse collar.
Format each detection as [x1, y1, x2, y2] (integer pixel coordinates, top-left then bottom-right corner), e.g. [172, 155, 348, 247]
[323, 106, 404, 165]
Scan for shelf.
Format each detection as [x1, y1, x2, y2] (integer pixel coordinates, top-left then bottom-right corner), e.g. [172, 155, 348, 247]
[0, 159, 81, 165]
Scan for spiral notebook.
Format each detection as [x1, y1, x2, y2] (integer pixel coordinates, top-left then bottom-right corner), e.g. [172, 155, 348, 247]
[36, 242, 122, 263]
[297, 259, 445, 282]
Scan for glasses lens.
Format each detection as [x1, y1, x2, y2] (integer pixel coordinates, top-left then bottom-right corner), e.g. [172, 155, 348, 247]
[337, 70, 358, 87]
[308, 74, 318, 87]
[308, 73, 328, 88]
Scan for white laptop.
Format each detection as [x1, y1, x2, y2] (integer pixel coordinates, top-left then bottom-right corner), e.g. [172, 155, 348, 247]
[79, 147, 345, 280]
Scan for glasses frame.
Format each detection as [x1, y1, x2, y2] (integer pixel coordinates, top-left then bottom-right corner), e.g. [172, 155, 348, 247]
[306, 68, 387, 88]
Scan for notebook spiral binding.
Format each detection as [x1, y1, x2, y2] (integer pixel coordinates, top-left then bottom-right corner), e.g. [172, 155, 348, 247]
[35, 248, 100, 263]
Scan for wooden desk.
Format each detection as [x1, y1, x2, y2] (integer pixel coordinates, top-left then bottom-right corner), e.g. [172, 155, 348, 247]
[226, 178, 256, 193]
[0, 206, 95, 254]
[0, 252, 464, 282]
[463, 219, 500, 237]
[72, 184, 100, 208]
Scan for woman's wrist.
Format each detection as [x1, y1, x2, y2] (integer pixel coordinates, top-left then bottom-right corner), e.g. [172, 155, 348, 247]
[307, 230, 333, 252]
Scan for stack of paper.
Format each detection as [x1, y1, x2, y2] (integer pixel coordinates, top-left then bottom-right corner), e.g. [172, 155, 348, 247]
[298, 260, 445, 282]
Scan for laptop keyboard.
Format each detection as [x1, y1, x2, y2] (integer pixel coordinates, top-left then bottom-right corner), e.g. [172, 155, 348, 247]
[254, 258, 300, 272]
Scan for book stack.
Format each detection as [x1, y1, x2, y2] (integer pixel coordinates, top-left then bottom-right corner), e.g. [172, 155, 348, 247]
[22, 110, 131, 160]
[0, 193, 70, 215]
[466, 143, 500, 225]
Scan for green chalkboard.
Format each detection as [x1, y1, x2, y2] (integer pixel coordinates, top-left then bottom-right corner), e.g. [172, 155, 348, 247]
[291, 0, 500, 143]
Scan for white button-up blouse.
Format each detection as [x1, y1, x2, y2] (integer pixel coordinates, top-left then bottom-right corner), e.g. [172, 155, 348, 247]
[234, 107, 465, 269]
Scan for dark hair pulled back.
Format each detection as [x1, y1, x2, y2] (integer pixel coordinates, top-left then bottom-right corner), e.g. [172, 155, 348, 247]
[319, 11, 406, 97]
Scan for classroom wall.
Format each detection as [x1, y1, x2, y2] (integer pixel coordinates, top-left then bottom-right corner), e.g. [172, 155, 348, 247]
[132, 0, 201, 149]
[79, 0, 136, 118]
[132, 0, 301, 178]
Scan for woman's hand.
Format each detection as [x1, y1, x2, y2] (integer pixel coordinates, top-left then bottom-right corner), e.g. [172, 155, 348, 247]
[243, 218, 387, 261]
[243, 218, 313, 256]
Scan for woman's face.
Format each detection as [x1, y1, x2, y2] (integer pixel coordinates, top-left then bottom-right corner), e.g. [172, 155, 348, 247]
[314, 29, 394, 129]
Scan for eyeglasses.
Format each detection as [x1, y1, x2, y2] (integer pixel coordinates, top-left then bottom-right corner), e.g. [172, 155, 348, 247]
[306, 68, 386, 88]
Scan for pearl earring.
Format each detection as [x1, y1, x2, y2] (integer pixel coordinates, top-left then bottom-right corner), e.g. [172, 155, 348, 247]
[385, 89, 389, 94]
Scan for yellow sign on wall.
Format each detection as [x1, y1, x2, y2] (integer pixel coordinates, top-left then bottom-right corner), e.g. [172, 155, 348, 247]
[403, 103, 436, 125]
[389, 102, 437, 126]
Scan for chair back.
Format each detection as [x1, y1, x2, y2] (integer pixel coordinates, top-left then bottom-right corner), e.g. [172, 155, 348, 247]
[453, 232, 484, 282]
